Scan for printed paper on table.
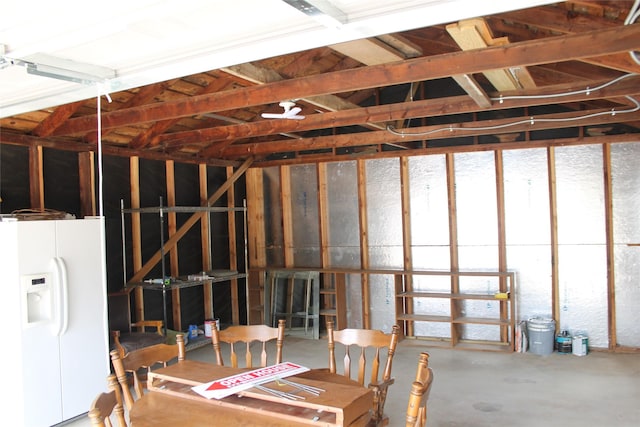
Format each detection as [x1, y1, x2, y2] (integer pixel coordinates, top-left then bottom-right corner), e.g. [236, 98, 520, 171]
[191, 361, 310, 399]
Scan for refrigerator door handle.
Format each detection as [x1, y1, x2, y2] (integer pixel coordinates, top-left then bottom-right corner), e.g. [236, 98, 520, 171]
[52, 257, 70, 336]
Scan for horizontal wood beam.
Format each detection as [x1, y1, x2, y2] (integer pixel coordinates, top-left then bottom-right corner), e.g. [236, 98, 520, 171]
[0, 130, 241, 167]
[220, 108, 640, 157]
[253, 133, 639, 168]
[151, 74, 640, 151]
[49, 25, 640, 136]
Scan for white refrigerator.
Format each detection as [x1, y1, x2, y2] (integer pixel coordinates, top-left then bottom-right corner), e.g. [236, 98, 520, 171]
[0, 217, 110, 427]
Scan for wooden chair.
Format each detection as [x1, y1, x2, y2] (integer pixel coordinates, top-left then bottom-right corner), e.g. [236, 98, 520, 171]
[211, 319, 286, 368]
[88, 374, 128, 427]
[326, 320, 400, 427]
[109, 288, 166, 358]
[110, 333, 186, 410]
[405, 352, 434, 427]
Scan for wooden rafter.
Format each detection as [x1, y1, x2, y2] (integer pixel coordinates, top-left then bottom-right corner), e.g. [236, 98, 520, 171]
[46, 25, 640, 137]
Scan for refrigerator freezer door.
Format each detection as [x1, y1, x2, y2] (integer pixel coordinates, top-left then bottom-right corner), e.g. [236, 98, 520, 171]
[17, 221, 64, 427]
[55, 218, 110, 422]
[1, 219, 110, 426]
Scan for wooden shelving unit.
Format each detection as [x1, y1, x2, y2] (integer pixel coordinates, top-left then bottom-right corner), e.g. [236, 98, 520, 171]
[319, 272, 348, 331]
[249, 267, 515, 351]
[395, 270, 516, 352]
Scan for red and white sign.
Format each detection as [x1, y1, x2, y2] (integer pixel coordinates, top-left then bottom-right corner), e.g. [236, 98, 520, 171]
[192, 362, 310, 399]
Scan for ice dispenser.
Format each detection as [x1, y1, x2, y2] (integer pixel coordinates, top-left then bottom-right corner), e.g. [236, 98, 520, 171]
[21, 273, 52, 326]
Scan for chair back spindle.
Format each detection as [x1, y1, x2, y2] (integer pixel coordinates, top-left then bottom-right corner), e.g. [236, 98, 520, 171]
[405, 352, 434, 427]
[326, 320, 400, 426]
[110, 333, 186, 410]
[88, 374, 128, 427]
[211, 319, 286, 368]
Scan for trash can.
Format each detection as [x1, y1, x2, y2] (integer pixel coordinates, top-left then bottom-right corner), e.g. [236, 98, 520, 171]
[527, 317, 556, 355]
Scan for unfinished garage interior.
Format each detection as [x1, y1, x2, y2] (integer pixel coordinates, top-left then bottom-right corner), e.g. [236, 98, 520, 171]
[1, 1, 639, 424]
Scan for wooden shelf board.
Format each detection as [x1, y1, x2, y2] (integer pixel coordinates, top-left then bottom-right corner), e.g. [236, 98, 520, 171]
[401, 336, 453, 347]
[453, 316, 511, 325]
[274, 312, 319, 320]
[397, 313, 451, 323]
[397, 292, 509, 301]
[401, 336, 512, 352]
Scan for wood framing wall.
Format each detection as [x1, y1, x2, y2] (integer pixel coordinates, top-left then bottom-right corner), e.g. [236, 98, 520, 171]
[0, 145, 250, 332]
[244, 142, 640, 352]
[1, 137, 639, 351]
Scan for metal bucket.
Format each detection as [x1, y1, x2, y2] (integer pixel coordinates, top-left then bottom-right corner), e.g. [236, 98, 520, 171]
[527, 317, 556, 355]
[572, 334, 588, 356]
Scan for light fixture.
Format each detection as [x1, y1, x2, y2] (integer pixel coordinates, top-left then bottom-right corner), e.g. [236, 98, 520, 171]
[0, 48, 115, 86]
[281, 0, 347, 28]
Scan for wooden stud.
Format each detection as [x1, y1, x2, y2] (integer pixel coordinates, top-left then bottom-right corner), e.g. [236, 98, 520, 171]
[226, 166, 240, 325]
[78, 151, 96, 217]
[129, 157, 145, 322]
[165, 160, 182, 331]
[317, 163, 335, 328]
[446, 154, 460, 347]
[280, 166, 294, 268]
[246, 167, 267, 325]
[602, 143, 616, 349]
[28, 145, 44, 211]
[547, 147, 559, 330]
[318, 163, 330, 268]
[334, 273, 347, 330]
[357, 159, 370, 329]
[200, 164, 214, 321]
[400, 157, 414, 337]
[494, 150, 509, 344]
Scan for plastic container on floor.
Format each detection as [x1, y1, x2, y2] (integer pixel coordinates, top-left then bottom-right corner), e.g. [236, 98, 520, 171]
[572, 334, 588, 356]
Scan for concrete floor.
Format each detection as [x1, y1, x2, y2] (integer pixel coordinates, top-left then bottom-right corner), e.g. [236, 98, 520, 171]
[65, 334, 639, 427]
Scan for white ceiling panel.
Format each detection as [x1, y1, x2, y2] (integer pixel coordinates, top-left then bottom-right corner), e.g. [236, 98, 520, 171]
[0, 0, 558, 117]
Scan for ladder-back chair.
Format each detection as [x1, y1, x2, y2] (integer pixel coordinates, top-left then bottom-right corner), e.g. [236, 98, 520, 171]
[326, 320, 400, 426]
[109, 288, 165, 358]
[211, 319, 286, 368]
[110, 333, 186, 410]
[405, 352, 434, 427]
[88, 374, 128, 427]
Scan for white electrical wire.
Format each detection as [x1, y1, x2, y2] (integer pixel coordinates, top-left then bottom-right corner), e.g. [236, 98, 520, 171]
[491, 73, 637, 102]
[96, 83, 113, 217]
[387, 1, 640, 140]
[625, 0, 640, 65]
[386, 95, 640, 137]
[387, 72, 640, 137]
[96, 89, 103, 217]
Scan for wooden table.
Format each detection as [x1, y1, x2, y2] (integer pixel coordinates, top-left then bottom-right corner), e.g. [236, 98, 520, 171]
[129, 360, 373, 426]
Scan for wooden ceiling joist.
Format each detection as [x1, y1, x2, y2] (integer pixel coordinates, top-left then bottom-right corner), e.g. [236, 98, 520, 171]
[223, 61, 386, 132]
[446, 18, 537, 92]
[2, 2, 639, 168]
[220, 107, 640, 158]
[152, 74, 640, 150]
[46, 24, 639, 137]
[329, 34, 422, 65]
